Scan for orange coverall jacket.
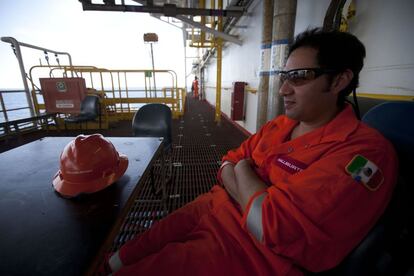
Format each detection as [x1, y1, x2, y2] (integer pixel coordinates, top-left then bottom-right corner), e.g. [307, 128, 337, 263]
[113, 105, 397, 275]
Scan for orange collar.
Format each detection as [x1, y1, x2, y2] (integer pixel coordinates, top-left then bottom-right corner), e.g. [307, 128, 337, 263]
[320, 104, 360, 143]
[281, 104, 359, 146]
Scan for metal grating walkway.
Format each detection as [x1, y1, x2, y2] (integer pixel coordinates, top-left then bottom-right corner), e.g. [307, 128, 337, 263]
[110, 96, 249, 251]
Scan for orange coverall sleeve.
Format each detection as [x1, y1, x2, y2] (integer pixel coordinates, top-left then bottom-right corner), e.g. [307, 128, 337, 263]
[217, 119, 278, 184]
[222, 119, 277, 164]
[240, 140, 398, 271]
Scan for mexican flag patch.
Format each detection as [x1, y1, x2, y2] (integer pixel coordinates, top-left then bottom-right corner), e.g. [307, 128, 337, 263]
[346, 155, 384, 191]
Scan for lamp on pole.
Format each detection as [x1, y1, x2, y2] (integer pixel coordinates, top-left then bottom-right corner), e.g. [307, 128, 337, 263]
[143, 33, 158, 97]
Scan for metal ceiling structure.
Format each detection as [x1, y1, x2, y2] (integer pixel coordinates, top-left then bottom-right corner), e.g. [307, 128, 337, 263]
[78, 0, 255, 45]
[79, 0, 244, 16]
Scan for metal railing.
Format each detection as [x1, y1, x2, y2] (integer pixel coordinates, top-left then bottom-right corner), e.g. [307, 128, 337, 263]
[1, 36, 74, 118]
[27, 65, 186, 129]
[0, 89, 31, 123]
[0, 89, 48, 137]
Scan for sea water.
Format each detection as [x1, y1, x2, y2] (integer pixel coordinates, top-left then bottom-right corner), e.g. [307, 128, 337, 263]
[0, 88, 171, 123]
[0, 90, 31, 123]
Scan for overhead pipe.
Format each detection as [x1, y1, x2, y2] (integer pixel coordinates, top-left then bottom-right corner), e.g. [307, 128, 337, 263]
[256, 0, 274, 131]
[266, 0, 297, 121]
[1, 37, 73, 67]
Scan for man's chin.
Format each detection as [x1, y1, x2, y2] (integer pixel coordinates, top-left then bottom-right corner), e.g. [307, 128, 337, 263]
[284, 110, 299, 120]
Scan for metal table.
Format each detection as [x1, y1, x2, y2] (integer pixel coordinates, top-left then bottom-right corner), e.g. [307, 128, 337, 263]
[0, 137, 163, 275]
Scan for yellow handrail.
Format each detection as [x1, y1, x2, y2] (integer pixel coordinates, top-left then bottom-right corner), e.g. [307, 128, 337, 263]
[28, 65, 187, 129]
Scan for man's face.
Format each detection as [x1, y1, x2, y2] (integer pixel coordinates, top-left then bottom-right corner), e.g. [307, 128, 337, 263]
[279, 47, 339, 124]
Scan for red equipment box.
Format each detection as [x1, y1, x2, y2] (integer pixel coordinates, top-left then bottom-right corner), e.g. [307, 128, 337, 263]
[231, 81, 247, 121]
[40, 78, 87, 113]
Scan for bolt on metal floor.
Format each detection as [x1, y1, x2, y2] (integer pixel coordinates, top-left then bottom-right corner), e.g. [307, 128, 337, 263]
[110, 96, 249, 251]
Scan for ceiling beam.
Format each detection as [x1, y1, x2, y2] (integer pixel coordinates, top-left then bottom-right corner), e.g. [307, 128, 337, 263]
[79, 1, 244, 17]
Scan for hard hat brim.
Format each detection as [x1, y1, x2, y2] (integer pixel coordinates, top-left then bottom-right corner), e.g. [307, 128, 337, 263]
[52, 154, 129, 198]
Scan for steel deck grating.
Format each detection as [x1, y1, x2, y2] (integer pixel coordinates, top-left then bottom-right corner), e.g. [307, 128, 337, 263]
[109, 97, 249, 252]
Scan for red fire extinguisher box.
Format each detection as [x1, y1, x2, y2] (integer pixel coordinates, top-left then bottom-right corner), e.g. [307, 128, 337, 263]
[231, 81, 247, 120]
[40, 78, 87, 113]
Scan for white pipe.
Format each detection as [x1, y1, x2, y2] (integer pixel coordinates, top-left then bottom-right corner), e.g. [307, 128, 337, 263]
[1, 37, 73, 68]
[1, 37, 34, 116]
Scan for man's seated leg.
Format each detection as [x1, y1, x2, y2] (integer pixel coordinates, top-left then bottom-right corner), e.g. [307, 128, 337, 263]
[112, 186, 226, 269]
[114, 224, 247, 276]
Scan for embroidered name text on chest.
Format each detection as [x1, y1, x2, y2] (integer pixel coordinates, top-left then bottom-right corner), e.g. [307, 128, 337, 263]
[275, 155, 308, 174]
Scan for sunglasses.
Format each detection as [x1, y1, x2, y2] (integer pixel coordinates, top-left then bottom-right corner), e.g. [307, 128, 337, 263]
[278, 68, 338, 86]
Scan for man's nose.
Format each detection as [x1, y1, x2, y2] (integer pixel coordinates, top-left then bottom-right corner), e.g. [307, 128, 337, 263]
[278, 80, 293, 96]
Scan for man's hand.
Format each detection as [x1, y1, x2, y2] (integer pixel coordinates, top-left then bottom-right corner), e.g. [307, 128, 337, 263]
[234, 158, 253, 171]
[221, 159, 267, 211]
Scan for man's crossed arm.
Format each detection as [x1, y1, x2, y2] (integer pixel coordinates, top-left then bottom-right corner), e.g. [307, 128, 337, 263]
[220, 159, 268, 211]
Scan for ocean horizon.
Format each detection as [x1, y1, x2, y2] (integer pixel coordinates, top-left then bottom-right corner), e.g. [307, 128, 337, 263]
[0, 87, 174, 123]
[0, 90, 30, 122]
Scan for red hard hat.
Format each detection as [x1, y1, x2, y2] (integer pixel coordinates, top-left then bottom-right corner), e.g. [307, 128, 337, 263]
[53, 134, 128, 198]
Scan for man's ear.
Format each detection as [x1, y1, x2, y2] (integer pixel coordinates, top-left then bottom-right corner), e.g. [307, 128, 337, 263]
[330, 69, 354, 95]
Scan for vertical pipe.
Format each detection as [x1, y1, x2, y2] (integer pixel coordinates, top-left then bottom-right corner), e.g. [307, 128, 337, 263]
[89, 72, 93, 88]
[150, 43, 157, 97]
[256, 0, 274, 131]
[323, 0, 347, 31]
[200, 0, 206, 47]
[215, 0, 223, 123]
[267, 0, 297, 121]
[117, 72, 122, 113]
[0, 94, 9, 122]
[184, 34, 188, 95]
[200, 68, 204, 101]
[125, 73, 131, 113]
[144, 72, 148, 98]
[7, 39, 35, 117]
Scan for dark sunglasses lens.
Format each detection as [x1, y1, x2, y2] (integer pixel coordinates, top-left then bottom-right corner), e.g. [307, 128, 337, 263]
[279, 72, 287, 83]
[289, 70, 316, 85]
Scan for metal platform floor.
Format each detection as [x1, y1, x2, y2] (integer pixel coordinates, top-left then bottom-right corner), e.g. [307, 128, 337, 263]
[109, 96, 249, 251]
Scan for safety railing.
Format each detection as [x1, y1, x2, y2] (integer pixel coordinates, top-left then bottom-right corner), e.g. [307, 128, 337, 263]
[27, 65, 186, 129]
[0, 89, 31, 123]
[0, 89, 57, 139]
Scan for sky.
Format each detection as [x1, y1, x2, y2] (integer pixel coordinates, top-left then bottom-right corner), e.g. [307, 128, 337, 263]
[0, 0, 192, 89]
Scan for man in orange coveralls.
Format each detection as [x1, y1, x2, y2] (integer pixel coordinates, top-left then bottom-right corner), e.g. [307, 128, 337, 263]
[100, 28, 398, 275]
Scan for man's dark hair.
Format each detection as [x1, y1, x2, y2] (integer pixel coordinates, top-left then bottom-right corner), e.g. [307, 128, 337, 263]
[289, 28, 366, 106]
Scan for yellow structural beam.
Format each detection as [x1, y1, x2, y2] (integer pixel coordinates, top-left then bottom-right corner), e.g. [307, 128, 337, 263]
[215, 0, 223, 123]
